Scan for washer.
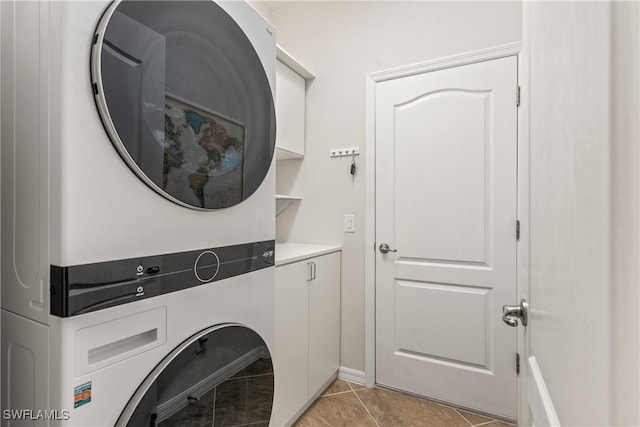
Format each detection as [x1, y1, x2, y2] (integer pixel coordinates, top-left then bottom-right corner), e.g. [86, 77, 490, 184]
[1, 0, 277, 425]
[3, 248, 276, 426]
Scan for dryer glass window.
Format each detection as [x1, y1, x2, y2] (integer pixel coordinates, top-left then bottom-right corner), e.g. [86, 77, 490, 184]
[92, 1, 275, 210]
[120, 326, 274, 426]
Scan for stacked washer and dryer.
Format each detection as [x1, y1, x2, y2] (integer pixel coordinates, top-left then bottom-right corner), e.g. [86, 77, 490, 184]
[1, 1, 279, 425]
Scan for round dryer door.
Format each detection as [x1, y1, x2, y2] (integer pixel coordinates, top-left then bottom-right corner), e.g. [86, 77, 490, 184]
[117, 325, 274, 426]
[91, 1, 275, 210]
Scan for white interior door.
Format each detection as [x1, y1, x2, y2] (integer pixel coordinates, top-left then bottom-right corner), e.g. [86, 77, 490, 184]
[520, 2, 621, 426]
[375, 56, 518, 419]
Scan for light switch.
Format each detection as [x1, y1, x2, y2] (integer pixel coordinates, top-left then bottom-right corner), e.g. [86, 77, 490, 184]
[344, 214, 355, 233]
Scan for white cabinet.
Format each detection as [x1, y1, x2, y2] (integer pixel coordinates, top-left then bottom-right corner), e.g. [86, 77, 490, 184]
[308, 253, 341, 396]
[275, 46, 314, 160]
[273, 250, 340, 426]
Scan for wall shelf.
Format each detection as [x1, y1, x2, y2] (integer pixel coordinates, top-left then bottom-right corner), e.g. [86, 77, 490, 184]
[277, 45, 315, 80]
[276, 194, 302, 201]
[276, 194, 302, 217]
[276, 147, 304, 161]
[275, 45, 314, 160]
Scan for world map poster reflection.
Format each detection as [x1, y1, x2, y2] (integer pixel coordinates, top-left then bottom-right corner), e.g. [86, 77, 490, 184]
[163, 95, 245, 209]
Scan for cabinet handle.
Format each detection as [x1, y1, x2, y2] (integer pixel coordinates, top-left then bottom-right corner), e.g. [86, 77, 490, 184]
[307, 262, 313, 282]
[307, 262, 317, 281]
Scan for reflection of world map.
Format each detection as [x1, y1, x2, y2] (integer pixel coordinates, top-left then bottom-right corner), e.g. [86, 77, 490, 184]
[163, 97, 244, 208]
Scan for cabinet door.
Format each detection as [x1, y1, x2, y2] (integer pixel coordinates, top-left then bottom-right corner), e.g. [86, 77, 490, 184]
[308, 252, 341, 396]
[273, 260, 309, 426]
[275, 60, 306, 158]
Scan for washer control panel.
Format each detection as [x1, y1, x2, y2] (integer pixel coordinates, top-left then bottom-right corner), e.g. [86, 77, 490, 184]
[50, 240, 275, 317]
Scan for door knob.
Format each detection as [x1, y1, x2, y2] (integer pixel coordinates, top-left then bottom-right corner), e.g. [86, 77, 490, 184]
[379, 243, 398, 254]
[502, 299, 528, 327]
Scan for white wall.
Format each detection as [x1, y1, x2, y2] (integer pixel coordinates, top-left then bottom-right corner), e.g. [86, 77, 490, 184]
[270, 1, 522, 372]
[526, 1, 639, 425]
[247, 0, 272, 22]
[611, 2, 639, 425]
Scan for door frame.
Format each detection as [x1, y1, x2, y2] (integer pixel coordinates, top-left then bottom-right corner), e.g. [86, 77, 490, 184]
[363, 41, 526, 421]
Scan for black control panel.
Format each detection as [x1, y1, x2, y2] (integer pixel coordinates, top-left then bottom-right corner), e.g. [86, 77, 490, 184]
[50, 240, 275, 317]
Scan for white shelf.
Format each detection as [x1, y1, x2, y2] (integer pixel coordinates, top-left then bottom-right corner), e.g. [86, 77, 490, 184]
[276, 45, 315, 80]
[274, 44, 312, 221]
[275, 45, 314, 160]
[276, 147, 304, 161]
[276, 194, 302, 201]
[276, 194, 302, 216]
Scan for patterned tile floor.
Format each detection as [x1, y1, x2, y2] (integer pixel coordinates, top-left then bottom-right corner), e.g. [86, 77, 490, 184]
[293, 380, 516, 427]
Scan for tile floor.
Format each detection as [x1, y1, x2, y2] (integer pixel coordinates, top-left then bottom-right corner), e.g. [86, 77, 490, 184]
[293, 380, 516, 427]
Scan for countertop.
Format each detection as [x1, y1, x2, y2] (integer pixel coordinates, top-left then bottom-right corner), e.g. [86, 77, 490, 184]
[275, 243, 341, 266]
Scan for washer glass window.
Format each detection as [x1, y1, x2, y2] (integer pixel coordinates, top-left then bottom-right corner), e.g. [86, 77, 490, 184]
[92, 0, 275, 210]
[119, 326, 274, 426]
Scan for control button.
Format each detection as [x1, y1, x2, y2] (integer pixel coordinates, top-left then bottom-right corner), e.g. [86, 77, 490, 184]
[194, 251, 220, 283]
[146, 266, 160, 275]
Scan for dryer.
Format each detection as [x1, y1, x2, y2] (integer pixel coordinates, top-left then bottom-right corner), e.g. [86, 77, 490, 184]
[1, 0, 277, 425]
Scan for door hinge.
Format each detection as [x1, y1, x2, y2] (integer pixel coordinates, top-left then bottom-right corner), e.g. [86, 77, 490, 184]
[516, 220, 520, 240]
[516, 353, 520, 375]
[516, 85, 521, 107]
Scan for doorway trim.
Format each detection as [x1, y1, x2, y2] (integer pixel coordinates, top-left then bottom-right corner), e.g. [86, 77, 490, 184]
[363, 40, 524, 413]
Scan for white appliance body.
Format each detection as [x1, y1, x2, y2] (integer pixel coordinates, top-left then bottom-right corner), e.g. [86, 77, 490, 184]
[3, 269, 275, 426]
[1, 1, 277, 425]
[1, 0, 276, 325]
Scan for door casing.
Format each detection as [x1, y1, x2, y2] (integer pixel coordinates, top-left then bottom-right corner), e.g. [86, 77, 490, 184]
[363, 41, 527, 423]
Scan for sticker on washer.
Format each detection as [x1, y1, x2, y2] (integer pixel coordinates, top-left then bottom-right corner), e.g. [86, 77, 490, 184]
[74, 382, 92, 408]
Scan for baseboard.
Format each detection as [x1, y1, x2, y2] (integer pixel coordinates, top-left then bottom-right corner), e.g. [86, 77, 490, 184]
[338, 367, 366, 385]
[527, 356, 561, 427]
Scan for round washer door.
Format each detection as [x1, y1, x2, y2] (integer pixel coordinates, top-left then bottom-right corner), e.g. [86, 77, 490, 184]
[117, 325, 274, 426]
[91, 0, 275, 210]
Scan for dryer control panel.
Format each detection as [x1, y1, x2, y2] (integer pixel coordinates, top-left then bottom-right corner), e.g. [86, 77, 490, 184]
[50, 240, 275, 317]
